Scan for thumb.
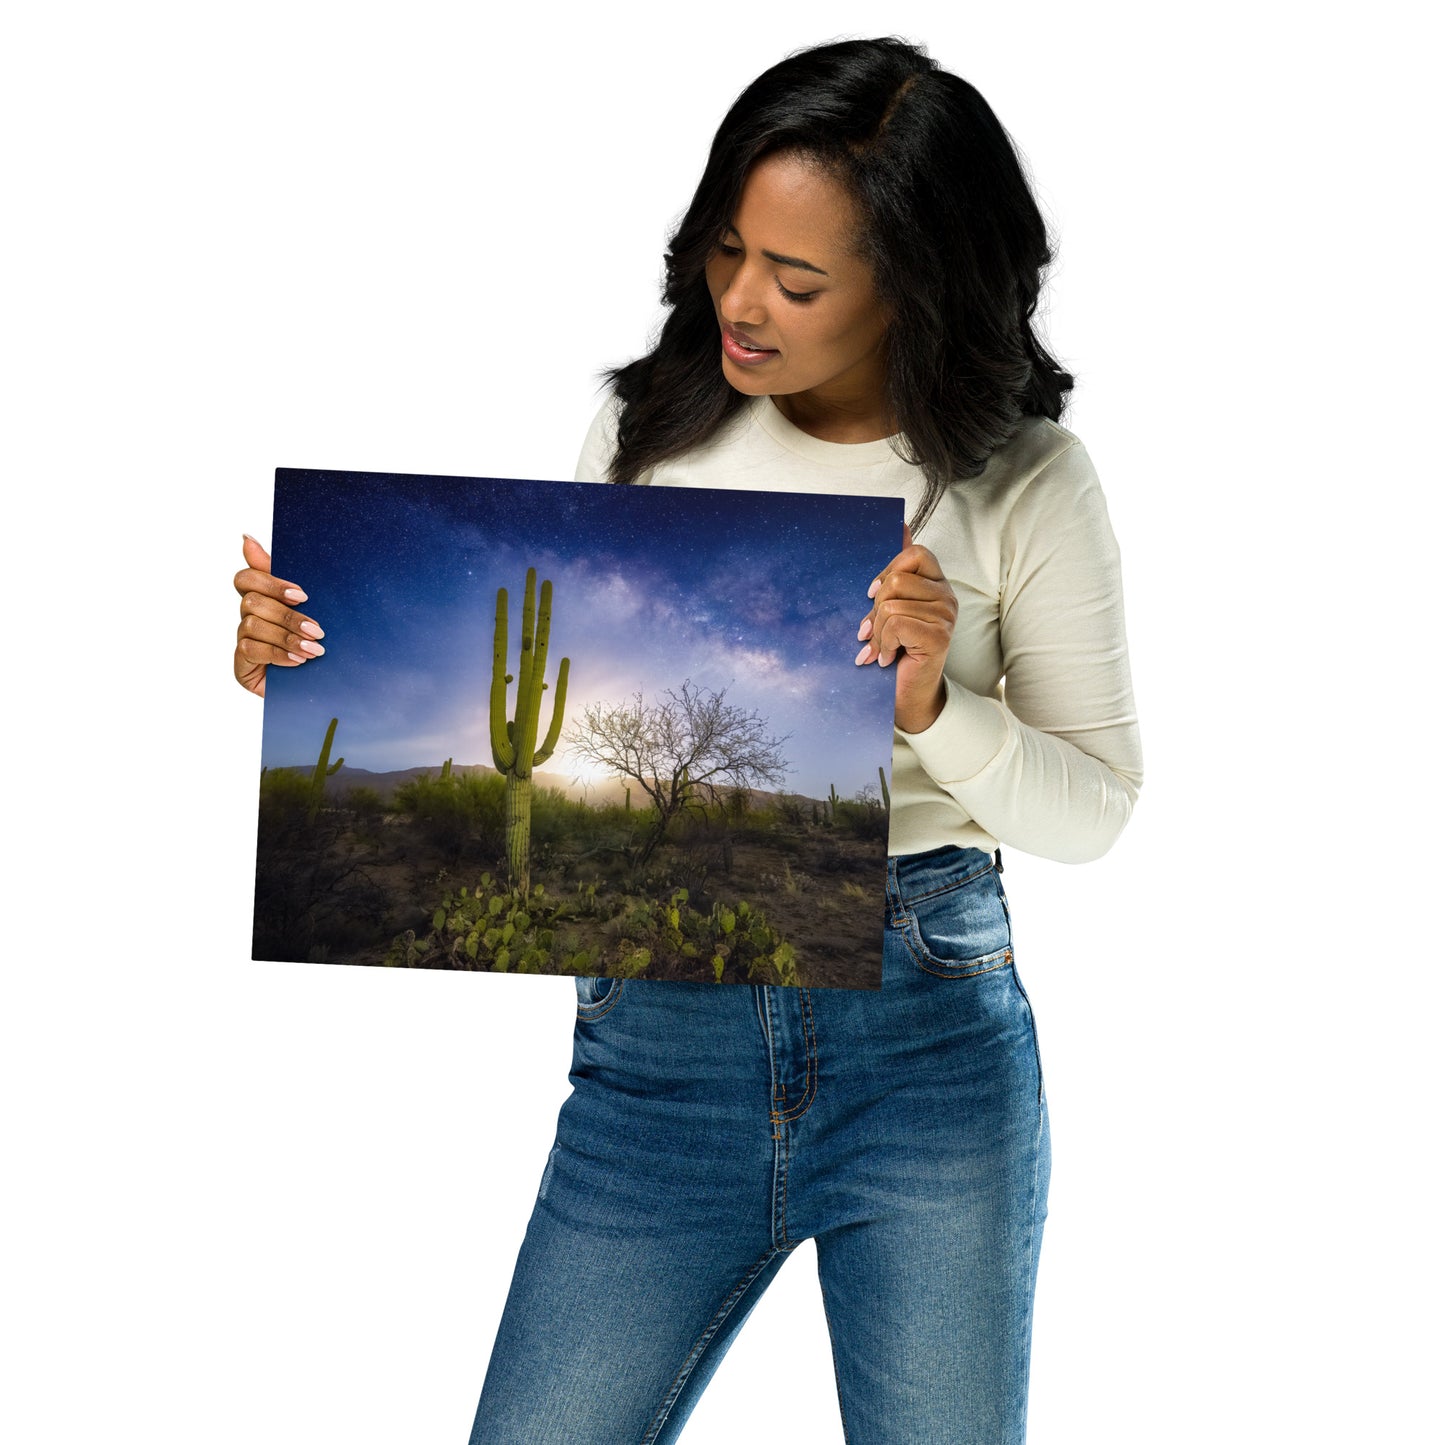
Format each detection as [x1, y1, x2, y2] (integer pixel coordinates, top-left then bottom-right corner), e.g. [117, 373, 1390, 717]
[242, 532, 272, 573]
[902, 521, 914, 550]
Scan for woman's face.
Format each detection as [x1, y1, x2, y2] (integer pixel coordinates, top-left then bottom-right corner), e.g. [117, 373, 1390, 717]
[704, 152, 891, 425]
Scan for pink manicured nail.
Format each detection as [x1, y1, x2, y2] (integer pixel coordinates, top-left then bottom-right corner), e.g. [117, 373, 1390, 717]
[299, 620, 324, 639]
[287, 651, 306, 663]
[298, 640, 325, 657]
[855, 643, 873, 665]
[856, 617, 873, 641]
[283, 587, 308, 603]
[867, 577, 882, 599]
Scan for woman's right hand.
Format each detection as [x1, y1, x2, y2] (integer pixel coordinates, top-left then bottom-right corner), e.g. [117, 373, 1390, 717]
[233, 534, 325, 697]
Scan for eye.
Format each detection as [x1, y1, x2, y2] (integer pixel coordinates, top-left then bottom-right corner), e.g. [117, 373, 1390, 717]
[775, 279, 818, 304]
[716, 241, 742, 257]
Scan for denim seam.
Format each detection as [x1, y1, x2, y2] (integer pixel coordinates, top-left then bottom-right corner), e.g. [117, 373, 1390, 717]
[1011, 967, 1045, 1111]
[900, 922, 1014, 980]
[772, 987, 818, 1123]
[575, 977, 626, 1021]
[640, 1245, 788, 1445]
[773, 1113, 793, 1249]
[815, 1259, 853, 1445]
[1016, 1072, 1048, 1441]
[894, 858, 997, 907]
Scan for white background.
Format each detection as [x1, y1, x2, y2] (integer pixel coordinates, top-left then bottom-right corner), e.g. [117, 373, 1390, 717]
[5, 2, 1438, 1440]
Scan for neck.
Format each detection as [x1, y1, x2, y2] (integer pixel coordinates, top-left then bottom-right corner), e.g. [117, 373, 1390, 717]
[771, 389, 896, 444]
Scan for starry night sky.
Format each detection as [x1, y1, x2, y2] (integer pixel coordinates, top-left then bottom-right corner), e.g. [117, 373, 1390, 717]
[261, 470, 902, 801]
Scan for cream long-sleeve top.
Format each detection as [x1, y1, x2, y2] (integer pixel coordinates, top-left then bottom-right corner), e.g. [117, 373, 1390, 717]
[574, 393, 1143, 864]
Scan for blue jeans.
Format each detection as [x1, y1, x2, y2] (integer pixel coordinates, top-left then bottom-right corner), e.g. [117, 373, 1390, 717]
[469, 846, 1050, 1443]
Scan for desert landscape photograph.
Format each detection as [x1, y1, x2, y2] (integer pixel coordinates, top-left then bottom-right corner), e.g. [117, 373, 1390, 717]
[254, 469, 902, 988]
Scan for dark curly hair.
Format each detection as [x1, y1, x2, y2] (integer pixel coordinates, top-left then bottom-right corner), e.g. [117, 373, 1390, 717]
[604, 36, 1073, 532]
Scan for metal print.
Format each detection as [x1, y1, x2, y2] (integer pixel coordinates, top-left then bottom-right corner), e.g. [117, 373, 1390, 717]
[254, 469, 901, 988]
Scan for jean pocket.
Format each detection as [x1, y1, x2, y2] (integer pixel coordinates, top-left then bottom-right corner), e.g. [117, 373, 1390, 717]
[575, 974, 626, 1021]
[899, 864, 1013, 979]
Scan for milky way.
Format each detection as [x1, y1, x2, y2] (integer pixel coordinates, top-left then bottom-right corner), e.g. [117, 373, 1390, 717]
[261, 469, 902, 800]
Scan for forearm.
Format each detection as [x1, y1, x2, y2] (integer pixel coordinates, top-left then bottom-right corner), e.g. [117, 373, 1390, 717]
[900, 674, 1142, 864]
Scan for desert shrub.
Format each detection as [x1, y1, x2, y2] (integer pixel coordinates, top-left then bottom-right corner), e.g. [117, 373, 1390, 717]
[393, 770, 507, 858]
[835, 798, 887, 844]
[258, 766, 316, 831]
[344, 785, 385, 820]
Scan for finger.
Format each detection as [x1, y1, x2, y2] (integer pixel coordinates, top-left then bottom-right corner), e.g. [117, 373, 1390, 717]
[868, 543, 944, 595]
[870, 570, 954, 603]
[239, 590, 324, 640]
[858, 580, 955, 649]
[242, 533, 272, 573]
[236, 632, 315, 670]
[857, 607, 953, 666]
[238, 611, 326, 660]
[903, 521, 914, 550]
[234, 565, 309, 605]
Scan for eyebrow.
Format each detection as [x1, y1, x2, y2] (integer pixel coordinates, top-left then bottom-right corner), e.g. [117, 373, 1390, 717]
[723, 225, 829, 277]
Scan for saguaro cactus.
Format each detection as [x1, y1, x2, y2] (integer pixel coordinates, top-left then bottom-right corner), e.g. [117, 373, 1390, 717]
[440, 757, 453, 783]
[309, 717, 344, 822]
[878, 765, 891, 812]
[490, 568, 570, 894]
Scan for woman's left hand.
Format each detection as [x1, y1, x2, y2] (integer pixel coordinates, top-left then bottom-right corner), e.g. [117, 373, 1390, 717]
[855, 524, 958, 734]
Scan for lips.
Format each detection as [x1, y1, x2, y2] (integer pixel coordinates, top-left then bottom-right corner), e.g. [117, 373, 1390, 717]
[721, 323, 779, 365]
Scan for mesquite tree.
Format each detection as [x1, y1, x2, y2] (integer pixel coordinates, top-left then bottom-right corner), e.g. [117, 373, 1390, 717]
[489, 568, 570, 894]
[567, 680, 790, 866]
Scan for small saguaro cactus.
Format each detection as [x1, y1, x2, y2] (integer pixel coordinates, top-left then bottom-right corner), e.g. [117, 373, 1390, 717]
[828, 782, 841, 825]
[489, 567, 570, 895]
[309, 717, 344, 823]
[878, 765, 891, 812]
[440, 757, 453, 782]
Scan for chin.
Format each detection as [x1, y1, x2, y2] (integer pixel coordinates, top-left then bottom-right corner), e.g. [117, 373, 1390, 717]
[720, 367, 769, 396]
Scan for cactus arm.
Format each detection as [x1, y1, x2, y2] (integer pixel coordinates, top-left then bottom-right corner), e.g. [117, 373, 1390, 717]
[308, 717, 342, 822]
[311, 717, 341, 789]
[533, 656, 570, 767]
[490, 587, 515, 771]
[520, 575, 552, 774]
[513, 569, 538, 773]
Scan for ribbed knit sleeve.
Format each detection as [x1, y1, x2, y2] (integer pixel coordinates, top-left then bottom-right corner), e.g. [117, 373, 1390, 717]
[902, 440, 1143, 863]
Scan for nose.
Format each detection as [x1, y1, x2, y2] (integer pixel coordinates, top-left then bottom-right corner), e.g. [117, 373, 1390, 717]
[718, 259, 769, 329]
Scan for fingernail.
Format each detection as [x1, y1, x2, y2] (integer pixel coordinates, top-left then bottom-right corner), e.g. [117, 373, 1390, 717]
[854, 643, 873, 665]
[243, 532, 257, 542]
[283, 587, 308, 603]
[287, 651, 306, 663]
[299, 620, 324, 639]
[856, 617, 873, 641]
[298, 640, 325, 657]
[867, 577, 881, 599]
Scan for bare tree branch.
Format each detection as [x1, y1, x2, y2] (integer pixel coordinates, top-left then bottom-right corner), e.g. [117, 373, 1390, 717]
[567, 680, 791, 862]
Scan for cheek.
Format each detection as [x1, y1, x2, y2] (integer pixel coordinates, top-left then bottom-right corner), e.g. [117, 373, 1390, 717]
[704, 257, 727, 308]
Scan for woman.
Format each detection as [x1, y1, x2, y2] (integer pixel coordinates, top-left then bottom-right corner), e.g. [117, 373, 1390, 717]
[234, 36, 1142, 1443]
